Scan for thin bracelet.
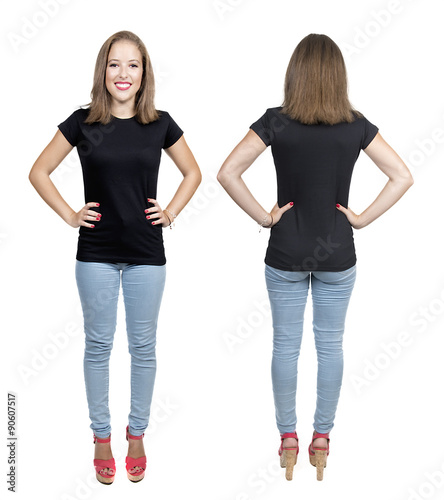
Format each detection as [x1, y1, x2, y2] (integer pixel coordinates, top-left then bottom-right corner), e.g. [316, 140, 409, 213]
[164, 212, 172, 227]
[164, 209, 177, 230]
[259, 213, 273, 232]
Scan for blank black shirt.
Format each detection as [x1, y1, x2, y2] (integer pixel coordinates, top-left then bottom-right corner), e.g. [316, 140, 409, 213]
[250, 107, 378, 272]
[58, 108, 183, 265]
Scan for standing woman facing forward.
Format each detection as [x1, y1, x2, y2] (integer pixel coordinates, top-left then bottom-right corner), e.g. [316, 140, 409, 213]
[29, 31, 201, 484]
[218, 34, 413, 481]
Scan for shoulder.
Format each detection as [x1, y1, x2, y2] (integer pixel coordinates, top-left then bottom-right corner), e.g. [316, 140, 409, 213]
[349, 111, 379, 148]
[69, 107, 90, 120]
[352, 113, 378, 134]
[155, 110, 183, 148]
[269, 106, 284, 113]
[147, 110, 178, 129]
[350, 111, 376, 127]
[252, 106, 288, 126]
[59, 107, 90, 127]
[155, 110, 172, 122]
[58, 107, 91, 146]
[263, 106, 284, 117]
[263, 107, 293, 130]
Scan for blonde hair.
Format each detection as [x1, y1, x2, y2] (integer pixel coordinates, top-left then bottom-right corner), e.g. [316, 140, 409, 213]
[281, 34, 361, 125]
[85, 30, 158, 125]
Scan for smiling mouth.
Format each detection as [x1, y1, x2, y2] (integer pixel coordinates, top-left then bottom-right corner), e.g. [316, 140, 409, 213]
[115, 82, 132, 91]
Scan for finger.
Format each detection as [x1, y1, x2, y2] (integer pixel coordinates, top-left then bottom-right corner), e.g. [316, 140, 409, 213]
[146, 211, 161, 220]
[86, 210, 101, 218]
[281, 201, 294, 213]
[335, 203, 348, 215]
[88, 214, 102, 221]
[86, 202, 100, 208]
[144, 206, 158, 215]
[150, 217, 165, 225]
[79, 220, 96, 228]
[147, 198, 159, 207]
[336, 204, 356, 225]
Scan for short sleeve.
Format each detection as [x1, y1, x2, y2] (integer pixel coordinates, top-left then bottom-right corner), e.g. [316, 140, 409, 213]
[163, 112, 183, 149]
[250, 109, 272, 147]
[58, 109, 84, 147]
[361, 116, 379, 149]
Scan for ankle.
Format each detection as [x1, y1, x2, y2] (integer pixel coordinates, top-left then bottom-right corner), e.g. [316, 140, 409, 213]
[313, 437, 327, 447]
[283, 437, 298, 448]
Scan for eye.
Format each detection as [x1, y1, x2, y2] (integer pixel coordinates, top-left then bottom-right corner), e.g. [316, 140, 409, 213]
[130, 64, 139, 68]
[109, 63, 118, 68]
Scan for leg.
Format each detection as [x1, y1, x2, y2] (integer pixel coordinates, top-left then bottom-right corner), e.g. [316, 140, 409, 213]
[121, 263, 166, 436]
[75, 260, 120, 438]
[311, 265, 356, 436]
[265, 264, 310, 436]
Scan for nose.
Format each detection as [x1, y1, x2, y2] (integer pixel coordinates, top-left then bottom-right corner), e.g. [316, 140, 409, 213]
[119, 64, 128, 78]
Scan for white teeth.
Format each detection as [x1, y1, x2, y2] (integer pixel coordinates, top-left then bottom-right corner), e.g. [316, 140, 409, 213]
[116, 83, 131, 89]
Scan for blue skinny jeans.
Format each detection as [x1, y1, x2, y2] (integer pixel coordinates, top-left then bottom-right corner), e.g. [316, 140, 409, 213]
[265, 264, 356, 435]
[75, 261, 166, 439]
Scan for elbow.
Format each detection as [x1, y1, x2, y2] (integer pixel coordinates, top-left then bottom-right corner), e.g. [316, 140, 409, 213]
[29, 161, 44, 187]
[216, 170, 224, 186]
[217, 168, 230, 187]
[183, 168, 202, 190]
[193, 169, 202, 187]
[28, 168, 37, 187]
[392, 164, 414, 191]
[402, 171, 414, 191]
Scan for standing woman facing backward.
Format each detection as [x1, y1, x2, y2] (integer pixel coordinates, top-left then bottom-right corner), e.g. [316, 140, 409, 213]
[29, 31, 201, 484]
[218, 33, 413, 481]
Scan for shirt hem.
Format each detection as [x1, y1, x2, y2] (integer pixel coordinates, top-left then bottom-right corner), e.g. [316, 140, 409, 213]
[264, 257, 356, 272]
[76, 255, 166, 266]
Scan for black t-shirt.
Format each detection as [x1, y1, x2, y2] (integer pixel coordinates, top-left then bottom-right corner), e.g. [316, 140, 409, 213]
[58, 108, 183, 264]
[250, 107, 378, 272]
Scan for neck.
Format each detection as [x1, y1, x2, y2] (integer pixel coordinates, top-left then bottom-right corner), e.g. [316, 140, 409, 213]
[111, 100, 136, 119]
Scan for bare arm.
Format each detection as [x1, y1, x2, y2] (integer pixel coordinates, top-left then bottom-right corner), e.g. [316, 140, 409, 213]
[147, 135, 202, 227]
[336, 132, 414, 228]
[29, 130, 101, 228]
[217, 129, 293, 227]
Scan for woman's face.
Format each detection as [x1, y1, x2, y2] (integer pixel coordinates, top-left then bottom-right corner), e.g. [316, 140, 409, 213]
[105, 40, 143, 112]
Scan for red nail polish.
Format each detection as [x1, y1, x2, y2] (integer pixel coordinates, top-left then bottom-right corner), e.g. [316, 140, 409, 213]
[151, 222, 155, 225]
[336, 204, 340, 208]
[96, 203, 100, 207]
[91, 224, 95, 228]
[146, 216, 150, 219]
[96, 217, 100, 220]
[290, 202, 294, 206]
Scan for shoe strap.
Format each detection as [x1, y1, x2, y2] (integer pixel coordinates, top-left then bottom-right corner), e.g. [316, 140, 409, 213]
[126, 455, 146, 473]
[280, 432, 298, 441]
[310, 432, 330, 455]
[94, 457, 116, 475]
[93, 433, 111, 444]
[279, 432, 299, 454]
[126, 425, 145, 440]
[312, 432, 329, 441]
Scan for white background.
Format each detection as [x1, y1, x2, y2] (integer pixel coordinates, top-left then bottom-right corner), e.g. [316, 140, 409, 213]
[1, 0, 444, 499]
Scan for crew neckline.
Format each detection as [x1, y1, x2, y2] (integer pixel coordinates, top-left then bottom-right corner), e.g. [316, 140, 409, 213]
[111, 114, 136, 120]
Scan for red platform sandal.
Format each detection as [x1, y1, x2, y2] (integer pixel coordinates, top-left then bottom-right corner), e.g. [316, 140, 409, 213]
[125, 425, 146, 482]
[278, 432, 299, 480]
[93, 434, 116, 485]
[308, 431, 330, 481]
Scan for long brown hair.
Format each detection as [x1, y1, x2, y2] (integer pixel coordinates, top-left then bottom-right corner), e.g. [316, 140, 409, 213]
[85, 30, 158, 125]
[281, 34, 361, 125]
